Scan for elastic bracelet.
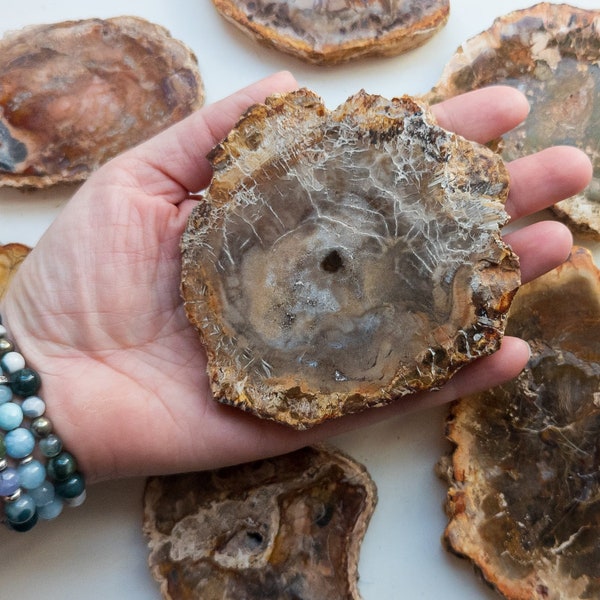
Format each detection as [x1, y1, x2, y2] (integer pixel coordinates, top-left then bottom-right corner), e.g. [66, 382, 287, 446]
[0, 313, 86, 532]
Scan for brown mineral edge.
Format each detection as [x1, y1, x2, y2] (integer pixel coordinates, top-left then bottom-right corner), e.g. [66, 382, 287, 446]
[181, 88, 520, 429]
[0, 243, 31, 299]
[0, 16, 204, 188]
[425, 3, 600, 239]
[213, 0, 449, 64]
[143, 445, 377, 600]
[439, 247, 600, 600]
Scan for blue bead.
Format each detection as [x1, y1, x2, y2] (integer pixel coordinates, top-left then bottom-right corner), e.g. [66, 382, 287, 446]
[5, 428, 35, 459]
[10, 512, 38, 531]
[39, 434, 62, 458]
[55, 472, 85, 499]
[38, 498, 63, 520]
[29, 481, 55, 507]
[18, 460, 46, 490]
[0, 402, 23, 431]
[5, 493, 36, 524]
[21, 396, 45, 418]
[0, 385, 12, 404]
[0, 467, 20, 496]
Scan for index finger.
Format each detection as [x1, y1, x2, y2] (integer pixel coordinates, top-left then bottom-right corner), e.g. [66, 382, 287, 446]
[128, 71, 298, 194]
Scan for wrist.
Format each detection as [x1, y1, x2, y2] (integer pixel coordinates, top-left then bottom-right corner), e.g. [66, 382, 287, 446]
[0, 312, 86, 532]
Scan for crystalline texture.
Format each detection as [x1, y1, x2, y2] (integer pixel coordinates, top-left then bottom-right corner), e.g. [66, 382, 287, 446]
[181, 88, 520, 429]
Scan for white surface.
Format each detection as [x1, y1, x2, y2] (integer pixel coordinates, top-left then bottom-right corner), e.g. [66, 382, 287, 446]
[0, 2, 598, 599]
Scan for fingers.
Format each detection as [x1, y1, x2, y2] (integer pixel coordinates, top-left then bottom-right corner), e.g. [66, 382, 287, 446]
[127, 71, 298, 195]
[431, 86, 530, 144]
[506, 146, 593, 220]
[504, 220, 572, 283]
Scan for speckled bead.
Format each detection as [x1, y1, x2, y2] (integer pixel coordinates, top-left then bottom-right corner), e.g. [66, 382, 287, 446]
[47, 452, 77, 481]
[0, 385, 13, 404]
[18, 459, 46, 490]
[5, 493, 38, 532]
[55, 472, 85, 499]
[29, 481, 55, 507]
[9, 368, 41, 397]
[0, 402, 23, 431]
[38, 497, 64, 520]
[21, 396, 45, 418]
[4, 427, 35, 459]
[39, 434, 62, 458]
[1, 351, 25, 374]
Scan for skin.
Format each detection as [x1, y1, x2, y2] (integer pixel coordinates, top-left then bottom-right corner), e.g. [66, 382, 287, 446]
[0, 71, 592, 483]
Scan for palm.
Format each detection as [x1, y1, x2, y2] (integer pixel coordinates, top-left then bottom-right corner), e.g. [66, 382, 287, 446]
[1, 73, 591, 482]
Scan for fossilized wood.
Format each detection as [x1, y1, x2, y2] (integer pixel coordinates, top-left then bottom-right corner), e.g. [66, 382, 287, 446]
[143, 445, 376, 600]
[440, 247, 600, 600]
[0, 17, 203, 188]
[213, 0, 449, 64]
[425, 3, 600, 239]
[0, 243, 30, 299]
[181, 88, 520, 429]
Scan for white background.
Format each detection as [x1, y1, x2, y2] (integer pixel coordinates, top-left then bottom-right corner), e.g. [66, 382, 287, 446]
[0, 2, 598, 599]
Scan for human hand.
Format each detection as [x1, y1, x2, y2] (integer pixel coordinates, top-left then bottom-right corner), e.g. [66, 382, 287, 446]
[0, 72, 591, 482]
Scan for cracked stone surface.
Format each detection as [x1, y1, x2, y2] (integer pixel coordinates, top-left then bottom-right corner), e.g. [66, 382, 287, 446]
[440, 247, 600, 600]
[181, 88, 520, 429]
[425, 3, 600, 239]
[0, 243, 30, 299]
[0, 17, 203, 188]
[213, 0, 449, 64]
[143, 445, 376, 600]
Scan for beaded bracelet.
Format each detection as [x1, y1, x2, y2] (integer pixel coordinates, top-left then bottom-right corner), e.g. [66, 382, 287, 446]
[0, 314, 85, 531]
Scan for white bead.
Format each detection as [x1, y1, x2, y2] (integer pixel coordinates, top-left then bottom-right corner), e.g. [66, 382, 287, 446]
[0, 325, 7, 338]
[21, 396, 46, 418]
[1, 351, 25, 373]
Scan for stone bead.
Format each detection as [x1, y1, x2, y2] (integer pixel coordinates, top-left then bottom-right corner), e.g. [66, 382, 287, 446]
[39, 434, 62, 458]
[0, 337, 14, 358]
[5, 492, 36, 523]
[0, 434, 5, 459]
[64, 490, 86, 507]
[18, 459, 46, 490]
[48, 452, 77, 481]
[10, 368, 41, 396]
[31, 416, 52, 437]
[29, 481, 55, 507]
[38, 497, 64, 520]
[21, 396, 45, 418]
[1, 351, 25, 373]
[0, 324, 6, 337]
[0, 385, 12, 404]
[0, 402, 23, 431]
[5, 427, 35, 459]
[0, 467, 20, 496]
[55, 472, 85, 499]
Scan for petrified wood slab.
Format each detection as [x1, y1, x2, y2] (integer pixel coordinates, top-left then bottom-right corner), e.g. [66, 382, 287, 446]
[213, 0, 449, 64]
[181, 88, 520, 429]
[440, 247, 600, 600]
[0, 243, 30, 299]
[0, 17, 203, 188]
[425, 3, 600, 238]
[143, 445, 376, 600]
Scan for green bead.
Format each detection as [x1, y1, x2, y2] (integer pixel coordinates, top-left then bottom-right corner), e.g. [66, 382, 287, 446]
[48, 451, 77, 481]
[0, 433, 5, 459]
[10, 368, 41, 397]
[55, 472, 85, 499]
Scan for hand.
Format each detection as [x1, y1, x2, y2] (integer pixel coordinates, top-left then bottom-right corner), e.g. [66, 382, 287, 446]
[0, 72, 591, 482]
